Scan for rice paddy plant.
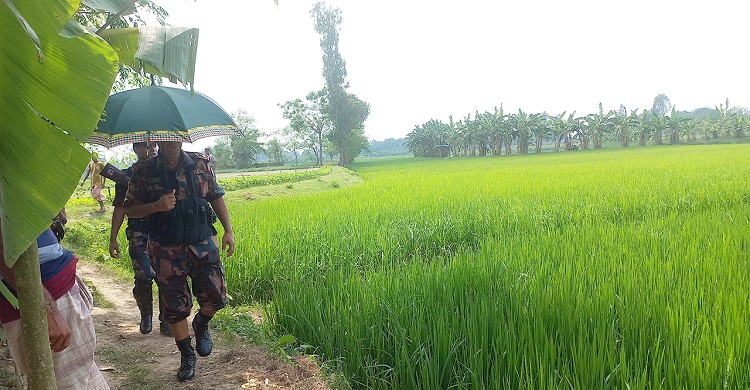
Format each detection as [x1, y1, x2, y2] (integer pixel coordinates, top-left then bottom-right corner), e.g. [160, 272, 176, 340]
[226, 144, 750, 388]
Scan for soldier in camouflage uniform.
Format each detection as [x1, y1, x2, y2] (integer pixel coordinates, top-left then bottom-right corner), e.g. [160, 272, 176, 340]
[109, 142, 172, 336]
[123, 141, 235, 382]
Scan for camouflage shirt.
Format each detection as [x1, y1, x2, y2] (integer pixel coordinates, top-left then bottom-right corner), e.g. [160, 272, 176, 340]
[123, 151, 225, 258]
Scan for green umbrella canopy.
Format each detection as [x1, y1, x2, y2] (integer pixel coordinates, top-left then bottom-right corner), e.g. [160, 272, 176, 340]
[88, 85, 240, 148]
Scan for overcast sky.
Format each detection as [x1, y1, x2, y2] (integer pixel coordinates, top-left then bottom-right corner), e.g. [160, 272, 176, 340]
[150, 0, 749, 150]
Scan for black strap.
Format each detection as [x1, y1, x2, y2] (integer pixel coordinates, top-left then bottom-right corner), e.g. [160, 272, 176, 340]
[159, 158, 199, 198]
[185, 165, 200, 199]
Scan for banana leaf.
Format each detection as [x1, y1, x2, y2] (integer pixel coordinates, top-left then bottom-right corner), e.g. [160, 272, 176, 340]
[99, 26, 199, 90]
[0, 0, 119, 266]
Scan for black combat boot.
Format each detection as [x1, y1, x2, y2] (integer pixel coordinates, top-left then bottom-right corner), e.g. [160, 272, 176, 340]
[192, 311, 213, 357]
[133, 280, 153, 334]
[158, 296, 172, 337]
[175, 337, 196, 381]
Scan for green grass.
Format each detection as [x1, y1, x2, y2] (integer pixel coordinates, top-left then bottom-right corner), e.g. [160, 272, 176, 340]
[211, 305, 273, 346]
[223, 144, 750, 389]
[95, 346, 162, 390]
[62, 166, 359, 389]
[63, 146, 750, 388]
[222, 166, 361, 203]
[217, 166, 332, 191]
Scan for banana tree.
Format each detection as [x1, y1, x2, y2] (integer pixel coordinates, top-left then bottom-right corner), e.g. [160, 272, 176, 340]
[495, 106, 514, 156]
[448, 115, 463, 157]
[715, 98, 732, 138]
[651, 111, 666, 145]
[549, 111, 566, 152]
[451, 117, 468, 157]
[611, 107, 637, 147]
[477, 110, 503, 156]
[664, 107, 688, 144]
[475, 111, 491, 156]
[1, 1, 119, 387]
[509, 109, 537, 154]
[577, 116, 592, 150]
[731, 111, 746, 138]
[1, 0, 199, 387]
[462, 113, 479, 157]
[699, 118, 713, 141]
[586, 103, 614, 149]
[685, 118, 700, 142]
[492, 105, 508, 156]
[634, 109, 652, 146]
[562, 112, 581, 151]
[534, 113, 551, 153]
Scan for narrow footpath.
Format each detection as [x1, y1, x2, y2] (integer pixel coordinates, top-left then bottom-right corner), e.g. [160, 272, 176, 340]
[77, 261, 329, 390]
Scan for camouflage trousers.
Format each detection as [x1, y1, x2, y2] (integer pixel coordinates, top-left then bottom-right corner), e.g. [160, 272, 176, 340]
[150, 244, 227, 323]
[125, 228, 155, 282]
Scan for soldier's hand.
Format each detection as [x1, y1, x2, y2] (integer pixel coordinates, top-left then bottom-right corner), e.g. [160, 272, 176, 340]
[222, 232, 235, 257]
[109, 239, 120, 258]
[157, 189, 177, 212]
[47, 307, 71, 352]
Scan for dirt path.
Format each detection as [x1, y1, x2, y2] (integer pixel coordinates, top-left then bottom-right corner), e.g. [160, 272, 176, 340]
[77, 261, 330, 390]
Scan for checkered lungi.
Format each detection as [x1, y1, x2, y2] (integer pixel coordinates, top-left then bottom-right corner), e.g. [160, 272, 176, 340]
[2, 275, 109, 390]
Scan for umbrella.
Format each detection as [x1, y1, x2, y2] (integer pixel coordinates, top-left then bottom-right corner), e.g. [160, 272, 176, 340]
[87, 85, 240, 148]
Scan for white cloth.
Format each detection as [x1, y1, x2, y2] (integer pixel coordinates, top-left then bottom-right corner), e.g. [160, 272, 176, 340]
[2, 275, 109, 390]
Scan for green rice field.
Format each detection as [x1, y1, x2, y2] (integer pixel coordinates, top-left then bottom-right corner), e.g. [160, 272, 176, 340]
[222, 143, 750, 389]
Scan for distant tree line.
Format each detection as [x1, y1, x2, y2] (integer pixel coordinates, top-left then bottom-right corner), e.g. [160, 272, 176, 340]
[364, 138, 410, 157]
[404, 95, 749, 158]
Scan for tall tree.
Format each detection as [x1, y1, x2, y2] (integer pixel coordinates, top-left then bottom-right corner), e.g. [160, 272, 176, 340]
[652, 93, 672, 116]
[327, 91, 370, 164]
[311, 2, 346, 91]
[311, 2, 369, 166]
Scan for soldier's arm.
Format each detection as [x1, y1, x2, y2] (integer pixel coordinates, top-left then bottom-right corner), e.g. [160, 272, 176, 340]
[109, 206, 125, 258]
[209, 196, 234, 257]
[123, 190, 176, 218]
[122, 167, 176, 218]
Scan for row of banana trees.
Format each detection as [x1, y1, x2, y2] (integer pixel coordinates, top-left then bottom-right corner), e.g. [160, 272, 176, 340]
[405, 100, 748, 158]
